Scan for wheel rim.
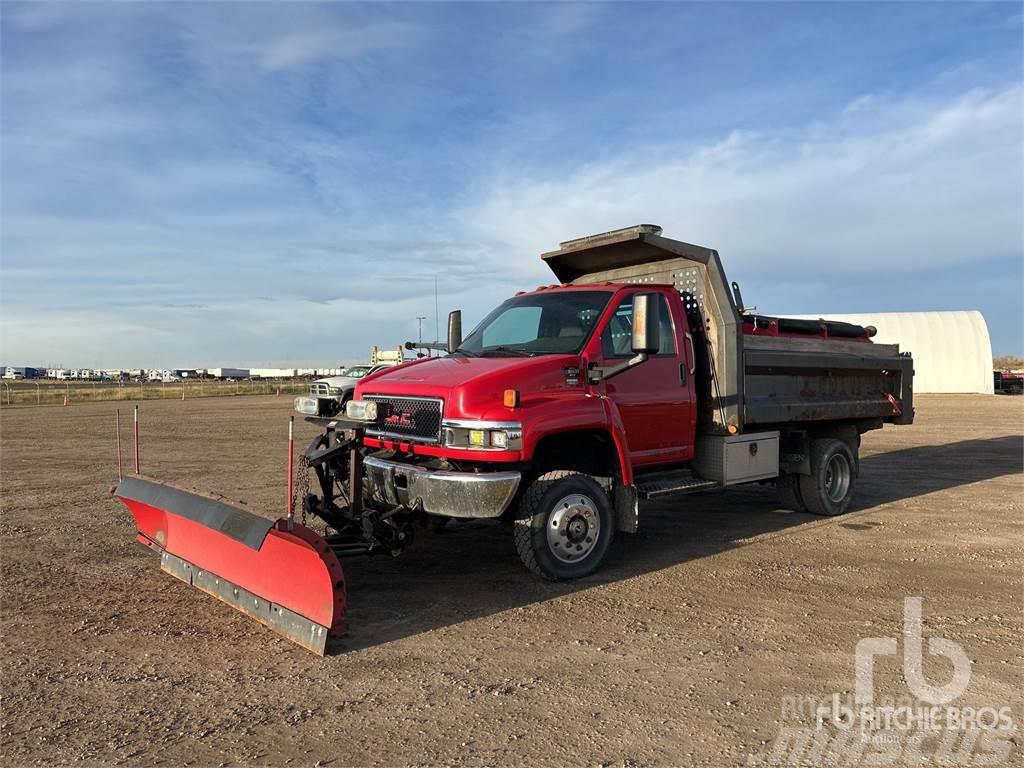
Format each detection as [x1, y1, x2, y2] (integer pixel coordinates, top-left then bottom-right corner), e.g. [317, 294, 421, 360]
[824, 453, 852, 503]
[546, 494, 601, 563]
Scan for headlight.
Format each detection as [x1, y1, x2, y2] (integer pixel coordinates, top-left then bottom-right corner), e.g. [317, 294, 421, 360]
[443, 421, 522, 451]
[345, 399, 379, 422]
[328, 386, 344, 396]
[294, 396, 319, 416]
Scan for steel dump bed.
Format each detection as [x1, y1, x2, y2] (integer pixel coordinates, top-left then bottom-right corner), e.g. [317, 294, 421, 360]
[543, 225, 913, 434]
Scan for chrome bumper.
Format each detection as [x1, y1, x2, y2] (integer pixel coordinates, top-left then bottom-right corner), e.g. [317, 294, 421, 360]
[363, 455, 521, 519]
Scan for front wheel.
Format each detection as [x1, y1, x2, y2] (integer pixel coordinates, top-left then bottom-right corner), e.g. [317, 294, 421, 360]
[513, 471, 614, 580]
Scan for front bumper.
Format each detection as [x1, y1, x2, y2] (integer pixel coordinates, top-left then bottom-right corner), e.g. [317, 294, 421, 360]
[363, 455, 521, 519]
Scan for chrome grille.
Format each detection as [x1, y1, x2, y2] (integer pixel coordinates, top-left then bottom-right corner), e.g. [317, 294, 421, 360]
[310, 382, 330, 396]
[364, 395, 443, 443]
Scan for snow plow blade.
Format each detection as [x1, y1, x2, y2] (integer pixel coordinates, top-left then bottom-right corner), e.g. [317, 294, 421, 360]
[113, 476, 347, 654]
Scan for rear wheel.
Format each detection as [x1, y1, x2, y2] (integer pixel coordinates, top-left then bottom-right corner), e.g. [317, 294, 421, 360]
[513, 471, 614, 580]
[776, 472, 808, 513]
[798, 438, 857, 516]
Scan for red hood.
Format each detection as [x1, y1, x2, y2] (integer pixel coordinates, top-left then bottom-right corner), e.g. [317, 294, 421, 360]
[355, 354, 584, 421]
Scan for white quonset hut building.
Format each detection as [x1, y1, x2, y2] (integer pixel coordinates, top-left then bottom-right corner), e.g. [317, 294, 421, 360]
[790, 311, 993, 394]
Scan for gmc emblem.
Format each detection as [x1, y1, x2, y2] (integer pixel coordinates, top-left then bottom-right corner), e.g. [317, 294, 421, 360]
[384, 412, 413, 428]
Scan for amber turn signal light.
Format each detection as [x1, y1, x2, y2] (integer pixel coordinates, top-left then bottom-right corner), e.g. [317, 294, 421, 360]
[503, 389, 520, 408]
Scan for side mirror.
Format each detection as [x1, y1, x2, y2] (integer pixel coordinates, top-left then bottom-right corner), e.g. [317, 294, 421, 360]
[447, 310, 463, 354]
[631, 294, 660, 354]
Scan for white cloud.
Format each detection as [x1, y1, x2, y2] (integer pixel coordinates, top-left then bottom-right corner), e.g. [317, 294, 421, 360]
[841, 93, 875, 115]
[255, 21, 419, 71]
[460, 85, 1023, 277]
[536, 3, 602, 38]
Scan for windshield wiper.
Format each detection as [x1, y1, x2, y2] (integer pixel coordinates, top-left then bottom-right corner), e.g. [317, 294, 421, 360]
[481, 346, 534, 357]
[452, 348, 478, 357]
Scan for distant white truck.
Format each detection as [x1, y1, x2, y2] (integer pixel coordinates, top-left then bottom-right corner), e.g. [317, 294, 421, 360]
[294, 345, 407, 417]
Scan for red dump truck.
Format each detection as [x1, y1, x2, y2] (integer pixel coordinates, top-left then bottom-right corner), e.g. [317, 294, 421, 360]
[114, 225, 914, 652]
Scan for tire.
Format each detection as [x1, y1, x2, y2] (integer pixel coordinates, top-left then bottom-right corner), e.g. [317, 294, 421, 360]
[513, 471, 615, 580]
[798, 438, 857, 516]
[776, 472, 808, 513]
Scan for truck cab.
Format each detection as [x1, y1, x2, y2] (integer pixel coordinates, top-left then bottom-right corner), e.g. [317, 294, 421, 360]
[355, 283, 696, 470]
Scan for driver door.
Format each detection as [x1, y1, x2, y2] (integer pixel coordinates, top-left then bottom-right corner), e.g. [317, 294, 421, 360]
[592, 291, 696, 468]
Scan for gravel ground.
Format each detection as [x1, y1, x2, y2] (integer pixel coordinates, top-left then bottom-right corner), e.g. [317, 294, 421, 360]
[1, 394, 1021, 767]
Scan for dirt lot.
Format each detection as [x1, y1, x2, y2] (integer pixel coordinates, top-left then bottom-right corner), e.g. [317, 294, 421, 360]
[1, 395, 1021, 766]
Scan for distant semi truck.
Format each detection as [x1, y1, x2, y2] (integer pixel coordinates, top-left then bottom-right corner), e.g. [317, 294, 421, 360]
[2, 367, 41, 379]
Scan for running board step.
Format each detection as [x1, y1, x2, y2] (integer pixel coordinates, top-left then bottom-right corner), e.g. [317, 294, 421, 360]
[635, 469, 719, 499]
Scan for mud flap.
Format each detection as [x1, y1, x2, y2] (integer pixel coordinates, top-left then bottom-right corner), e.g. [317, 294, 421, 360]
[614, 484, 639, 533]
[113, 476, 347, 654]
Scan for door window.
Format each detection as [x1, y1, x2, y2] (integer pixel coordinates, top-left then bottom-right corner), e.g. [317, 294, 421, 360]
[600, 295, 676, 358]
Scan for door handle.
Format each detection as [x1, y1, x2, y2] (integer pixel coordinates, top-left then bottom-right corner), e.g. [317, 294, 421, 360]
[684, 333, 696, 375]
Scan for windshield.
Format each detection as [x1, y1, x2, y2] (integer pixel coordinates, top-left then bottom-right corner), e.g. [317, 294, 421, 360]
[344, 366, 372, 378]
[457, 291, 611, 357]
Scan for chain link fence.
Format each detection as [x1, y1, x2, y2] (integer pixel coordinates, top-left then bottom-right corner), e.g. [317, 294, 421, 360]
[0, 379, 310, 408]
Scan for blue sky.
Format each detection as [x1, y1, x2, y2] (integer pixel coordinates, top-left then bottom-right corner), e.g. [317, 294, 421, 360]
[2, 1, 1021, 367]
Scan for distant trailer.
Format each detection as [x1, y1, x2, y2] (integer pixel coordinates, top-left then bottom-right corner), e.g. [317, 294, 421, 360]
[207, 368, 249, 379]
[301, 367, 346, 377]
[249, 368, 297, 379]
